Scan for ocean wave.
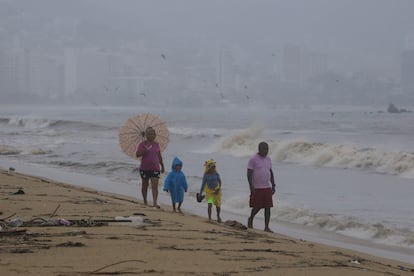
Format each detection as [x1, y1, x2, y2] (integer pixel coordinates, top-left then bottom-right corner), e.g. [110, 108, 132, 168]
[204, 127, 265, 156]
[0, 145, 50, 155]
[48, 160, 136, 175]
[0, 145, 21, 155]
[0, 116, 114, 131]
[275, 204, 414, 248]
[23, 148, 51, 155]
[169, 126, 223, 138]
[216, 128, 414, 178]
[222, 193, 414, 248]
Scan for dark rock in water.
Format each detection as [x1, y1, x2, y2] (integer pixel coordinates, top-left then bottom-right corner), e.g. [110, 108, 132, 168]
[387, 103, 412, 113]
[387, 103, 400, 113]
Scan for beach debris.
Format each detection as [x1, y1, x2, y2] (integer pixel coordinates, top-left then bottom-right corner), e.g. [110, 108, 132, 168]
[12, 189, 25, 195]
[397, 265, 414, 272]
[114, 216, 146, 226]
[224, 220, 247, 230]
[4, 217, 122, 228]
[132, 212, 146, 216]
[0, 229, 27, 237]
[350, 259, 361, 265]
[56, 241, 85, 247]
[58, 218, 71, 226]
[68, 219, 108, 227]
[49, 230, 87, 237]
[50, 204, 60, 217]
[91, 260, 145, 274]
[0, 212, 16, 220]
[8, 218, 24, 227]
[10, 248, 34, 254]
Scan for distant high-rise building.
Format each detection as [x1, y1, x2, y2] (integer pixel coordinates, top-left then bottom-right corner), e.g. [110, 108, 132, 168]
[401, 50, 414, 94]
[0, 50, 20, 95]
[282, 44, 328, 87]
[282, 44, 303, 85]
[64, 48, 77, 96]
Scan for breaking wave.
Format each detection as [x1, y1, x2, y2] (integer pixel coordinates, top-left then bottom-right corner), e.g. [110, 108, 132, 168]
[0, 145, 21, 155]
[0, 145, 50, 155]
[214, 128, 414, 178]
[274, 203, 414, 248]
[169, 126, 223, 138]
[0, 116, 114, 131]
[222, 193, 414, 248]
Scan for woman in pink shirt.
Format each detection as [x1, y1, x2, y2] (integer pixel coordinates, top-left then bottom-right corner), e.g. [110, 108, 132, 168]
[136, 127, 165, 208]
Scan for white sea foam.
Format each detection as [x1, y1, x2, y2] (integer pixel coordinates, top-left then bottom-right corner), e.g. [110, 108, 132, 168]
[2, 116, 112, 131]
[215, 129, 414, 178]
[169, 126, 224, 138]
[0, 145, 21, 155]
[221, 192, 414, 248]
[7, 116, 56, 129]
[0, 145, 50, 156]
[24, 148, 50, 155]
[272, 202, 414, 248]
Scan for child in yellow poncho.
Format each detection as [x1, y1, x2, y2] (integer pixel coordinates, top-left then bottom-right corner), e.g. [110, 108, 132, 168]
[199, 159, 222, 223]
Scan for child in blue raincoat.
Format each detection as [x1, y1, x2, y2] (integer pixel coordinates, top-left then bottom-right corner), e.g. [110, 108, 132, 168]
[163, 157, 188, 213]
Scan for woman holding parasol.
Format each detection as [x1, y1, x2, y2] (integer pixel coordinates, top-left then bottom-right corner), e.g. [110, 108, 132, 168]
[119, 113, 169, 208]
[136, 127, 165, 207]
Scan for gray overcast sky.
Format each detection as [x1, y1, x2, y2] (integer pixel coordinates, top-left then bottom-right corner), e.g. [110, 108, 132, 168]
[3, 0, 414, 74]
[99, 0, 414, 51]
[9, 0, 414, 49]
[101, 0, 414, 74]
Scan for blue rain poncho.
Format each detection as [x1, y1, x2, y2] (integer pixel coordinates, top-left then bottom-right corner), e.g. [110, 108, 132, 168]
[163, 157, 188, 203]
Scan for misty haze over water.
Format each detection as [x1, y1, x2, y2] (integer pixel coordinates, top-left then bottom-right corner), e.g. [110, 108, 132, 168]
[1, 0, 414, 107]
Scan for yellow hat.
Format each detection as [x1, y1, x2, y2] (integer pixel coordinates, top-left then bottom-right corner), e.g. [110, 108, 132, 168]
[204, 159, 216, 173]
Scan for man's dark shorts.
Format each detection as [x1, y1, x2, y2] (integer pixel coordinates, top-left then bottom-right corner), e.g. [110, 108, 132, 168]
[249, 188, 273, 208]
[139, 170, 161, 179]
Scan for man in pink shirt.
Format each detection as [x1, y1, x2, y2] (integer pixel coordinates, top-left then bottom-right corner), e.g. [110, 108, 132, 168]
[247, 142, 276, 232]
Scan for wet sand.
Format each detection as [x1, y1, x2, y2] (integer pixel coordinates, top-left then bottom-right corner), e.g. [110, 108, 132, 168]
[1, 168, 413, 275]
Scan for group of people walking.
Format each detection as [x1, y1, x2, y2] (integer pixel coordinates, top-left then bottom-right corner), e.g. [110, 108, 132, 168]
[136, 127, 276, 232]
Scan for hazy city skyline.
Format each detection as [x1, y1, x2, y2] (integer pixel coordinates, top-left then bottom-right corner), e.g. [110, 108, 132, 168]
[1, 0, 414, 106]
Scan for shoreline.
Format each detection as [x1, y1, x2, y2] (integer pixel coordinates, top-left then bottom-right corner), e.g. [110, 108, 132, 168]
[1, 168, 413, 275]
[3, 160, 414, 266]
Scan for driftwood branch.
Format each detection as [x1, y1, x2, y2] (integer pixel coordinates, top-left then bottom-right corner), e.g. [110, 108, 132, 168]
[91, 259, 145, 274]
[50, 204, 60, 217]
[0, 212, 16, 221]
[0, 229, 27, 236]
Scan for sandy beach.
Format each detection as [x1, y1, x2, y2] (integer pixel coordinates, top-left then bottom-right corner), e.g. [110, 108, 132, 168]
[1, 168, 413, 276]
